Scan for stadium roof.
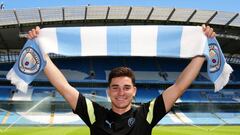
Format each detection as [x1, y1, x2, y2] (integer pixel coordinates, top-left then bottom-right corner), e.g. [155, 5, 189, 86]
[0, 6, 240, 54]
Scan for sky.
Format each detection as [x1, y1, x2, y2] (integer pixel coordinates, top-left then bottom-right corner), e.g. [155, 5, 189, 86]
[0, 0, 240, 13]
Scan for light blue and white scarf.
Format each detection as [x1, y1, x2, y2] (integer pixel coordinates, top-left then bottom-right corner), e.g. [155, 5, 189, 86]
[7, 25, 233, 93]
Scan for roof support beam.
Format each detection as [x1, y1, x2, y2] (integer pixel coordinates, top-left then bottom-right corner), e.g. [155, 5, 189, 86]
[125, 6, 132, 24]
[225, 13, 239, 26]
[13, 10, 20, 27]
[206, 11, 218, 24]
[62, 7, 65, 24]
[146, 7, 154, 21]
[38, 8, 43, 25]
[13, 9, 24, 38]
[186, 9, 197, 23]
[105, 6, 110, 24]
[84, 6, 88, 24]
[166, 8, 175, 22]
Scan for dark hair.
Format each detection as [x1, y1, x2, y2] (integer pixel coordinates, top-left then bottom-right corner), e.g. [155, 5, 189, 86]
[108, 67, 135, 86]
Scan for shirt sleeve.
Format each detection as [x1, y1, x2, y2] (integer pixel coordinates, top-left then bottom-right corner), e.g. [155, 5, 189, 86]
[72, 92, 105, 127]
[142, 94, 167, 127]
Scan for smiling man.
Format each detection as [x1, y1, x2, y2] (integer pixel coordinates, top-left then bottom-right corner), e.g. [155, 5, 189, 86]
[108, 67, 137, 114]
[27, 25, 215, 135]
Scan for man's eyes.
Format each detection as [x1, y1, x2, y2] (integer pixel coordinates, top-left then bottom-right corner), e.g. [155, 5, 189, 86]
[124, 87, 131, 90]
[111, 86, 131, 90]
[112, 87, 119, 90]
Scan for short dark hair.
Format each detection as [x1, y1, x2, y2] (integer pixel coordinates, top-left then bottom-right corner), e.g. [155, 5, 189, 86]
[108, 67, 135, 86]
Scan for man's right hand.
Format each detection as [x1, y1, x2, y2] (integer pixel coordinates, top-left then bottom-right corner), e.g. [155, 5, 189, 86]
[27, 26, 40, 39]
[26, 26, 79, 111]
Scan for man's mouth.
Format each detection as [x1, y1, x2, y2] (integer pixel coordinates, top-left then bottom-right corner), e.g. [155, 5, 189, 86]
[116, 97, 127, 101]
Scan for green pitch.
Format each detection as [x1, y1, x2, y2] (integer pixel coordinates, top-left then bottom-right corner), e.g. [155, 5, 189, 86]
[0, 125, 239, 135]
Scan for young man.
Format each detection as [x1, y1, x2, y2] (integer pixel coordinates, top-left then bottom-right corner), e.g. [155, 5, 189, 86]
[27, 25, 215, 135]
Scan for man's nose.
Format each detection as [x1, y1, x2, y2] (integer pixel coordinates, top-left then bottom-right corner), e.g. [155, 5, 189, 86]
[117, 88, 125, 95]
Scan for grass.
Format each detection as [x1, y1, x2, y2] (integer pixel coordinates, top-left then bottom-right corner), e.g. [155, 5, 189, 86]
[0, 125, 239, 135]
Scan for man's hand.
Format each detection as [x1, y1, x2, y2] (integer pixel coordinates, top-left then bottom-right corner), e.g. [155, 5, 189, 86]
[27, 26, 40, 39]
[202, 24, 216, 38]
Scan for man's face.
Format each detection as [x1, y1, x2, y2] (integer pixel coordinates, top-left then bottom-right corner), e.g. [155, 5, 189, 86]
[108, 76, 136, 111]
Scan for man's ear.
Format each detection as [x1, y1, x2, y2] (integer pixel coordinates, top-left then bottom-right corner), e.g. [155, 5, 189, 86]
[133, 86, 137, 97]
[107, 87, 110, 95]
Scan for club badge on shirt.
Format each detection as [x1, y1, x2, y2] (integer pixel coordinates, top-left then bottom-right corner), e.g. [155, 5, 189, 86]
[128, 117, 135, 127]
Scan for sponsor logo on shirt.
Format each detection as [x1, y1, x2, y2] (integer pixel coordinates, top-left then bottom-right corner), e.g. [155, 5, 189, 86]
[105, 120, 113, 129]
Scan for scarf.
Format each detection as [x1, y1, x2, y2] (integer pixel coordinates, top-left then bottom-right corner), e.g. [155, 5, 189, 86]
[6, 25, 233, 93]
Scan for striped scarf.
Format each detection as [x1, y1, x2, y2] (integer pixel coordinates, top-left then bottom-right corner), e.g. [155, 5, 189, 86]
[7, 25, 233, 93]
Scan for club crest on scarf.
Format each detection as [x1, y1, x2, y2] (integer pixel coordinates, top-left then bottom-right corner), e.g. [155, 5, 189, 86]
[18, 47, 41, 75]
[209, 43, 221, 73]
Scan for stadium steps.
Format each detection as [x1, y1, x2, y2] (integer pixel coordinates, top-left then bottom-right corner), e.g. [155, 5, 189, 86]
[50, 93, 55, 125]
[11, 88, 33, 101]
[167, 112, 183, 124]
[174, 111, 193, 124]
[1, 111, 10, 124]
[159, 113, 178, 125]
[183, 112, 225, 125]
[0, 111, 7, 123]
[52, 112, 83, 125]
[212, 112, 228, 124]
[215, 113, 240, 124]
[50, 112, 54, 125]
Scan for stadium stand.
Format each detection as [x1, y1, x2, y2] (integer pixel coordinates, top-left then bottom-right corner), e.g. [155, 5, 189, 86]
[179, 89, 209, 103]
[0, 56, 240, 126]
[0, 86, 12, 101]
[32, 87, 54, 101]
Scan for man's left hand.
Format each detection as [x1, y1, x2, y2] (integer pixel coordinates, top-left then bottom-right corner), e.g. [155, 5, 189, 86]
[202, 24, 216, 38]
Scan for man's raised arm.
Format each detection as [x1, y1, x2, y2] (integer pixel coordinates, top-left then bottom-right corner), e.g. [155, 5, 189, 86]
[162, 56, 205, 112]
[162, 25, 216, 112]
[27, 27, 79, 110]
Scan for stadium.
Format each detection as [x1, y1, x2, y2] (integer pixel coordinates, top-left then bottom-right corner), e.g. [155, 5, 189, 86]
[0, 5, 240, 135]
